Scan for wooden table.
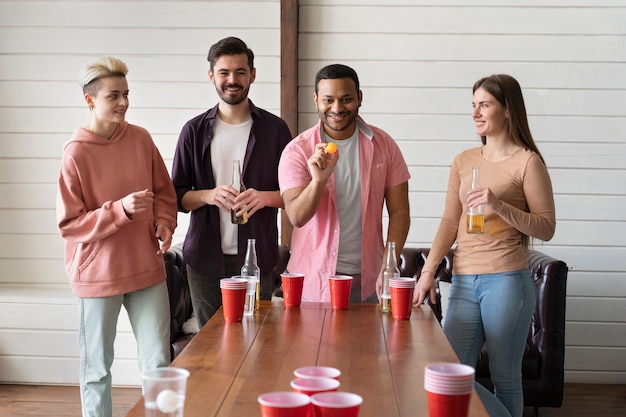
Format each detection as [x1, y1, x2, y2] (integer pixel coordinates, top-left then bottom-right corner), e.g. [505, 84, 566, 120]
[125, 301, 488, 417]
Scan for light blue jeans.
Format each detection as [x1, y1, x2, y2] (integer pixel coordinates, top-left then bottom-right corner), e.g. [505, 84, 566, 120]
[443, 269, 535, 417]
[77, 281, 171, 417]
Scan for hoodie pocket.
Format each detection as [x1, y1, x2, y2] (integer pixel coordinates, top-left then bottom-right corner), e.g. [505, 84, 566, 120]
[74, 219, 160, 283]
[76, 240, 103, 276]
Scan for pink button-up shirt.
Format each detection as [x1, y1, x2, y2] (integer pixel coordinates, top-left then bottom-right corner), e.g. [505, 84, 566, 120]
[278, 118, 410, 302]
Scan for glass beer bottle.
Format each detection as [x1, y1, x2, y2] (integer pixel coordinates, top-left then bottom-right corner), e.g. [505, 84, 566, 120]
[230, 160, 248, 224]
[466, 165, 485, 234]
[381, 241, 400, 313]
[241, 238, 260, 312]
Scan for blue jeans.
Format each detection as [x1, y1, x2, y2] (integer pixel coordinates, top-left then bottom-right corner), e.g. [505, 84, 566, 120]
[77, 281, 170, 417]
[443, 269, 535, 417]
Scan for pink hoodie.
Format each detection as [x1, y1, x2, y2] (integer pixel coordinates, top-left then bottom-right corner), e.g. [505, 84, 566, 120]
[56, 122, 177, 298]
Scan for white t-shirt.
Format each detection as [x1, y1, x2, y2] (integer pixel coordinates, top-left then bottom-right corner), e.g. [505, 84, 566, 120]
[325, 129, 362, 274]
[211, 116, 252, 254]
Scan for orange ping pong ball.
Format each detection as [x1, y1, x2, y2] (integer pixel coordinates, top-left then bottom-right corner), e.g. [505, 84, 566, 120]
[325, 142, 338, 154]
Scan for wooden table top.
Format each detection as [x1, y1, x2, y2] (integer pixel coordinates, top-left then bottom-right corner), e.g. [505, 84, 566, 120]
[125, 301, 488, 417]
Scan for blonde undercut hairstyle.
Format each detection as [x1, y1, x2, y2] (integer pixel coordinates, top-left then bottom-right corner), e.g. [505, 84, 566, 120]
[78, 56, 128, 96]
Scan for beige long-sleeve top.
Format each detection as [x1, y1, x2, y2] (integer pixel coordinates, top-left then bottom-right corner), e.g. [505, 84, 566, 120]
[423, 146, 556, 275]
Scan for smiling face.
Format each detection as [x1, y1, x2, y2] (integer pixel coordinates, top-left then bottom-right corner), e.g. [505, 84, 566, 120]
[209, 53, 256, 106]
[472, 87, 509, 138]
[314, 77, 362, 140]
[85, 76, 129, 124]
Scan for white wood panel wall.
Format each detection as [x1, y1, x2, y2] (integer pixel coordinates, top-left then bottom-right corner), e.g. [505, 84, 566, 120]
[298, 0, 626, 384]
[0, 0, 624, 388]
[0, 0, 282, 386]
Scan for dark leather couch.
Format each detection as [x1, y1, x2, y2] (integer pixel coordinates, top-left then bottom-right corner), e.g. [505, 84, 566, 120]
[399, 248, 568, 417]
[164, 243, 195, 360]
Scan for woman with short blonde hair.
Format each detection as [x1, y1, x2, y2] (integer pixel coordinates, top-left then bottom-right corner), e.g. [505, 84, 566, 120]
[57, 56, 178, 417]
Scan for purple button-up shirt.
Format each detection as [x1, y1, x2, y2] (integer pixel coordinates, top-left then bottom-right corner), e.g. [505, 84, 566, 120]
[172, 100, 292, 276]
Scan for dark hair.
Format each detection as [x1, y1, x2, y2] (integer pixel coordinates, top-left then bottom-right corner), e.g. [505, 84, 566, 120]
[207, 37, 254, 72]
[315, 64, 360, 94]
[473, 74, 544, 163]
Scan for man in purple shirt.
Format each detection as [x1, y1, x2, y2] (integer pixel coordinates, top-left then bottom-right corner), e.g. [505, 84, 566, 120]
[278, 64, 410, 303]
[172, 37, 292, 328]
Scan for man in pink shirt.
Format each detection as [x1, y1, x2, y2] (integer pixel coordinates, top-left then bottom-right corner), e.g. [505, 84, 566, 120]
[278, 64, 410, 303]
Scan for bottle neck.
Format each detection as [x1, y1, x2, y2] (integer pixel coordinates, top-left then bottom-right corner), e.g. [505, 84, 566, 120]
[232, 161, 243, 189]
[244, 240, 257, 264]
[471, 166, 480, 189]
[385, 242, 397, 268]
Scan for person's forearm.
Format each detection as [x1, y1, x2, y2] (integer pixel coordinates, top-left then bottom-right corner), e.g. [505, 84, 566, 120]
[181, 189, 211, 212]
[263, 190, 285, 209]
[386, 211, 410, 258]
[284, 180, 326, 227]
[384, 182, 411, 258]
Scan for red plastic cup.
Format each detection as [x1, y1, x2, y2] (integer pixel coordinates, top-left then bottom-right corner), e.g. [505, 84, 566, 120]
[426, 391, 471, 417]
[220, 278, 247, 323]
[258, 392, 311, 417]
[389, 278, 415, 320]
[310, 392, 363, 417]
[294, 366, 341, 380]
[328, 275, 353, 310]
[425, 363, 475, 386]
[281, 273, 305, 308]
[424, 363, 474, 417]
[290, 377, 340, 396]
[291, 377, 340, 417]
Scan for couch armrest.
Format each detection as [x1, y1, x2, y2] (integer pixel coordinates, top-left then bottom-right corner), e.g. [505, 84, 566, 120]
[399, 248, 454, 284]
[525, 250, 568, 406]
[164, 243, 193, 360]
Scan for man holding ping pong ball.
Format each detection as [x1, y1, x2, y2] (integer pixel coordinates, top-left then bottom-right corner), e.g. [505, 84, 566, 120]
[278, 64, 410, 303]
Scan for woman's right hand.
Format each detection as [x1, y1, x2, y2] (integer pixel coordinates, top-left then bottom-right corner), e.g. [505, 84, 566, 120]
[121, 189, 154, 216]
[413, 271, 437, 306]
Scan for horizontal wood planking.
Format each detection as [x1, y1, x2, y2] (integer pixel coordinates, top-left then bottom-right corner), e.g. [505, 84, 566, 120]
[0, 0, 282, 385]
[1, 0, 624, 385]
[299, 113, 626, 144]
[298, 0, 626, 385]
[0, 330, 139, 359]
[299, 33, 625, 62]
[299, 4, 626, 35]
[298, 60, 626, 90]
[566, 346, 626, 372]
[0, 78, 282, 109]
[567, 272, 626, 297]
[0, 1, 280, 28]
[298, 88, 626, 117]
[0, 286, 155, 385]
[0, 357, 141, 386]
[0, 107, 282, 135]
[566, 323, 626, 347]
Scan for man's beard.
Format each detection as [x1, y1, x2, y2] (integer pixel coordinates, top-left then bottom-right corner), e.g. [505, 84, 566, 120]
[217, 84, 250, 105]
[320, 109, 358, 134]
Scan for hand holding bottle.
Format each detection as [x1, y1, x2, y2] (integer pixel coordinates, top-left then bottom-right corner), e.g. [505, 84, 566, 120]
[232, 188, 268, 221]
[231, 160, 248, 224]
[209, 185, 240, 213]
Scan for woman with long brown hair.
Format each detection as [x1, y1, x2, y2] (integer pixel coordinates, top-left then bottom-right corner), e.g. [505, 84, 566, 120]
[414, 74, 556, 417]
